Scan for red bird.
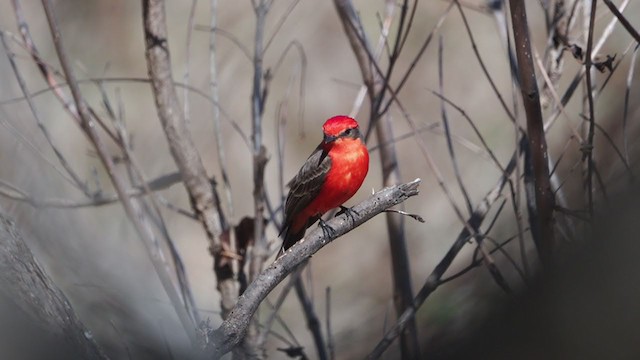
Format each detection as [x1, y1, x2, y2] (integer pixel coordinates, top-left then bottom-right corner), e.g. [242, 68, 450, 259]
[278, 115, 369, 258]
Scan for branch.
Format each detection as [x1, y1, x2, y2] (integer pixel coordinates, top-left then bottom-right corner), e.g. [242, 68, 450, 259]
[602, 0, 640, 44]
[0, 210, 108, 359]
[42, 0, 197, 344]
[208, 0, 234, 217]
[583, 0, 597, 220]
[0, 30, 90, 197]
[508, 0, 556, 267]
[294, 277, 327, 360]
[141, 0, 236, 317]
[333, 1, 421, 357]
[203, 179, 421, 358]
[142, 0, 227, 241]
[0, 172, 183, 209]
[367, 136, 524, 358]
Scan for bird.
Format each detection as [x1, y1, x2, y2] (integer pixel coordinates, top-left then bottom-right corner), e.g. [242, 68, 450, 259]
[277, 115, 369, 258]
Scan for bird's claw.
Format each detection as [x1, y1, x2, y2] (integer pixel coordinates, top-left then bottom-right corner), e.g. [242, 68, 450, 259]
[317, 218, 336, 238]
[336, 205, 358, 225]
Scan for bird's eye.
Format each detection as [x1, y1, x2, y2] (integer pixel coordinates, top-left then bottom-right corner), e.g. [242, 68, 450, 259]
[344, 128, 353, 136]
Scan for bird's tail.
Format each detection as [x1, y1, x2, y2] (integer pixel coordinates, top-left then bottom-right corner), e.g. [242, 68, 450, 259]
[276, 226, 305, 259]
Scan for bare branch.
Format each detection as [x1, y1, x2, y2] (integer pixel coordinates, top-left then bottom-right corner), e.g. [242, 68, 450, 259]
[142, 0, 227, 239]
[42, 0, 197, 343]
[294, 277, 328, 360]
[333, 1, 421, 357]
[242, 1, 271, 356]
[0, 31, 91, 197]
[326, 286, 335, 360]
[455, 0, 516, 123]
[209, 0, 234, 218]
[367, 137, 524, 358]
[623, 44, 639, 163]
[195, 25, 253, 62]
[584, 0, 597, 220]
[204, 179, 421, 358]
[438, 35, 473, 216]
[509, 0, 556, 267]
[141, 0, 236, 320]
[0, 172, 182, 208]
[263, 0, 302, 52]
[11, 0, 121, 146]
[0, 211, 108, 359]
[248, 0, 270, 283]
[183, 0, 197, 123]
[602, 0, 640, 44]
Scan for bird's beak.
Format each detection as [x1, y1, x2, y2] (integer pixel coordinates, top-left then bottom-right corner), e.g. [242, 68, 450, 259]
[323, 133, 338, 144]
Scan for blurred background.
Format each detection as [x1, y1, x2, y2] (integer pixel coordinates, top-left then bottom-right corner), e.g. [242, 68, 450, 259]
[0, 0, 639, 359]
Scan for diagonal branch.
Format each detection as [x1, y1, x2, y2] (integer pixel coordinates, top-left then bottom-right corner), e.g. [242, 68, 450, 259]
[203, 179, 421, 358]
[602, 0, 640, 44]
[367, 137, 524, 359]
[0, 210, 108, 359]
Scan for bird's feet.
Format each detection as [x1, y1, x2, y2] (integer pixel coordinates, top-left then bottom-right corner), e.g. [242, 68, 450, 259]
[317, 218, 336, 238]
[336, 205, 358, 225]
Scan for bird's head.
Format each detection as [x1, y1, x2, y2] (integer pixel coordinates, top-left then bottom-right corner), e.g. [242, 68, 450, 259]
[321, 115, 362, 145]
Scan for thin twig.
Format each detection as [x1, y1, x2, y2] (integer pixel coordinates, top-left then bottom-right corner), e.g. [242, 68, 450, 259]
[429, 91, 506, 174]
[601, 0, 640, 44]
[0, 76, 251, 147]
[257, 265, 304, 347]
[0, 172, 182, 208]
[183, 0, 197, 123]
[294, 276, 328, 360]
[367, 141, 522, 358]
[209, 0, 234, 220]
[263, 0, 301, 52]
[11, 0, 121, 146]
[42, 0, 197, 344]
[622, 44, 639, 163]
[378, 2, 454, 122]
[438, 34, 473, 216]
[0, 32, 90, 195]
[455, 0, 516, 123]
[326, 286, 335, 360]
[333, 2, 421, 357]
[108, 93, 201, 325]
[195, 25, 253, 62]
[348, 0, 396, 119]
[0, 107, 75, 186]
[439, 229, 527, 284]
[545, 0, 630, 133]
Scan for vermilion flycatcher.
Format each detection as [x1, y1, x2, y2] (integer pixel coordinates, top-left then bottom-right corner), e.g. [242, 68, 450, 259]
[278, 115, 369, 258]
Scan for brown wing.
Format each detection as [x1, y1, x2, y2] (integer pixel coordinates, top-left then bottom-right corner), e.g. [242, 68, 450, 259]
[281, 145, 332, 233]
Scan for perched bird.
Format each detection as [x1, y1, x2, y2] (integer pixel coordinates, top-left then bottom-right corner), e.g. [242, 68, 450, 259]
[278, 115, 369, 258]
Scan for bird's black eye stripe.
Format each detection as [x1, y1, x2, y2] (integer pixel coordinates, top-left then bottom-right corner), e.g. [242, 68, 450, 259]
[342, 128, 357, 137]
